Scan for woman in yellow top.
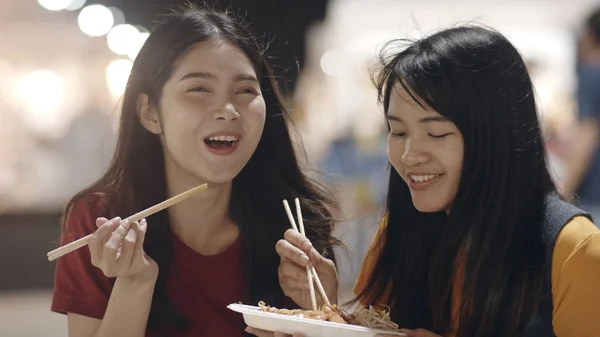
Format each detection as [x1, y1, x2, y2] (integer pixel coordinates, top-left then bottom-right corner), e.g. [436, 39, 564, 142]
[248, 26, 600, 337]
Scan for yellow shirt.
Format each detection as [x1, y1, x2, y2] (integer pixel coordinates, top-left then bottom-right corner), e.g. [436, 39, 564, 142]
[354, 216, 600, 336]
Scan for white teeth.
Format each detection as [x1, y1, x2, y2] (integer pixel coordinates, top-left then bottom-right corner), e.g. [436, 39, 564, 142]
[410, 174, 438, 182]
[208, 135, 239, 141]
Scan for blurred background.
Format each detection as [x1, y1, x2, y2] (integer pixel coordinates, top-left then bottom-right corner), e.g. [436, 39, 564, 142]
[1, 0, 599, 335]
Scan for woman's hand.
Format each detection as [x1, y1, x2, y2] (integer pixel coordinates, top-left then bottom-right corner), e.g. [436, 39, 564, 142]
[276, 229, 338, 309]
[88, 217, 158, 283]
[378, 329, 442, 337]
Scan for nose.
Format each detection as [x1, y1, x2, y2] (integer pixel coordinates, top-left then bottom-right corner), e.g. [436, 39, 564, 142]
[400, 139, 430, 166]
[213, 99, 240, 121]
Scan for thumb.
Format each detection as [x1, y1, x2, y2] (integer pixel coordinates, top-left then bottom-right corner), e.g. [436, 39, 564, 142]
[400, 329, 417, 337]
[143, 252, 155, 263]
[307, 247, 333, 271]
[400, 328, 441, 337]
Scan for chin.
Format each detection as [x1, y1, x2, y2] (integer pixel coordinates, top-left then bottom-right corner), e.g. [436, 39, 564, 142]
[202, 174, 237, 185]
[200, 168, 244, 185]
[411, 197, 447, 213]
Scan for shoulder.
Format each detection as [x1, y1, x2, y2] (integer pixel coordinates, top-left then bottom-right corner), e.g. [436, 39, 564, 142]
[551, 216, 600, 335]
[551, 215, 600, 295]
[553, 216, 599, 268]
[63, 193, 108, 238]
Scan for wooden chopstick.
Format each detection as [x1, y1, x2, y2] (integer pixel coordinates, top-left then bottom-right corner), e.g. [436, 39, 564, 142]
[47, 183, 209, 261]
[282, 199, 331, 309]
[283, 199, 317, 311]
[294, 198, 331, 307]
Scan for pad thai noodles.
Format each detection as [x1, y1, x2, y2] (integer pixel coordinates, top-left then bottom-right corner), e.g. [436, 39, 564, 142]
[257, 301, 400, 332]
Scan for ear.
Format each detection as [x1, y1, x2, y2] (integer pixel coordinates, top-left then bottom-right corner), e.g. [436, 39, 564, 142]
[137, 93, 163, 134]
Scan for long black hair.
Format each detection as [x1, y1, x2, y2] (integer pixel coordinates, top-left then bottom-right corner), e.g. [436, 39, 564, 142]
[356, 26, 556, 336]
[61, 3, 338, 334]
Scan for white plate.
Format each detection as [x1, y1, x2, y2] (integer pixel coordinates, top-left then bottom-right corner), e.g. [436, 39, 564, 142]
[228, 304, 406, 337]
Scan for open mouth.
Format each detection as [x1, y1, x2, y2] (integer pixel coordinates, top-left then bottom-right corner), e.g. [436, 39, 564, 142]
[203, 135, 239, 149]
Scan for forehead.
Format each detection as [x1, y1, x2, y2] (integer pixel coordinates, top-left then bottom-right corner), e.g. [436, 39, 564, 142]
[387, 83, 439, 119]
[172, 39, 257, 77]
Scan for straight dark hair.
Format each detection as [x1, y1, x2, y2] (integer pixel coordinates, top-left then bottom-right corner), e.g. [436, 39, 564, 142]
[356, 26, 556, 336]
[60, 4, 338, 335]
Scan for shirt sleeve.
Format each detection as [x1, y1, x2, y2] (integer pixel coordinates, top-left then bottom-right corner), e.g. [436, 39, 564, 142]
[51, 196, 115, 319]
[353, 215, 390, 305]
[551, 216, 600, 337]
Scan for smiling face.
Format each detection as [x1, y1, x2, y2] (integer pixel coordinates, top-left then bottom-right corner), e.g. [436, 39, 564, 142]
[386, 84, 464, 213]
[138, 39, 266, 186]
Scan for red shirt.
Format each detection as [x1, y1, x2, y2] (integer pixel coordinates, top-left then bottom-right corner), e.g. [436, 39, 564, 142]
[51, 197, 269, 337]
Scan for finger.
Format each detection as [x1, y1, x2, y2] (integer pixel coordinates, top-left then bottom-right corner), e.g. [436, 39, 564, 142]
[276, 239, 310, 267]
[414, 328, 441, 337]
[279, 259, 310, 283]
[281, 230, 332, 272]
[89, 217, 121, 265]
[400, 328, 438, 337]
[130, 219, 147, 270]
[244, 327, 275, 337]
[118, 222, 137, 269]
[281, 276, 310, 292]
[307, 247, 336, 274]
[274, 332, 294, 337]
[279, 275, 310, 299]
[94, 217, 121, 240]
[399, 329, 416, 337]
[283, 229, 313, 254]
[96, 217, 109, 228]
[103, 219, 131, 263]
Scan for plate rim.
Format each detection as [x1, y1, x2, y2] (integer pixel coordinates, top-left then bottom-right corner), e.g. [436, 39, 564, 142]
[227, 303, 406, 336]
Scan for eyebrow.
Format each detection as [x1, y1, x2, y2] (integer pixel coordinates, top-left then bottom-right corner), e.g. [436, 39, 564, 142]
[179, 71, 259, 83]
[386, 115, 448, 124]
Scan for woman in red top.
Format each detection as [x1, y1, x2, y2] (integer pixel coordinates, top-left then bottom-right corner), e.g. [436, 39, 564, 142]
[51, 4, 338, 337]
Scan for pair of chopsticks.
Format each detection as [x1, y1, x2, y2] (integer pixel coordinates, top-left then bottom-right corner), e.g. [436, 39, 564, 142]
[282, 198, 331, 311]
[47, 184, 209, 261]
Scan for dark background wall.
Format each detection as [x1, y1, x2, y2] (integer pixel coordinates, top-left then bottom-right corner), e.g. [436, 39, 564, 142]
[94, 0, 329, 95]
[1, 213, 62, 290]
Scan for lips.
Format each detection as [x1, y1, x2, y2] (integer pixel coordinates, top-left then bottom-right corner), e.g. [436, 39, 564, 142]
[409, 174, 439, 183]
[405, 172, 442, 191]
[203, 132, 242, 155]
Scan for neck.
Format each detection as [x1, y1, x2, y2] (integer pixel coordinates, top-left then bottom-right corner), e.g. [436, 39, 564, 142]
[164, 160, 237, 253]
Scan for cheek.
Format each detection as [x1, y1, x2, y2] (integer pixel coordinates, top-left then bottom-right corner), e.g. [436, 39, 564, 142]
[244, 98, 266, 136]
[157, 106, 200, 150]
[160, 94, 193, 121]
[386, 138, 404, 170]
[438, 143, 464, 183]
[179, 96, 211, 117]
[449, 141, 464, 172]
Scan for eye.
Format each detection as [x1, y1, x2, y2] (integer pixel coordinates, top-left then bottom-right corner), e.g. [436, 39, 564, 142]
[188, 87, 209, 93]
[429, 133, 452, 139]
[390, 131, 407, 138]
[237, 88, 258, 95]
